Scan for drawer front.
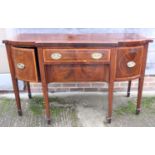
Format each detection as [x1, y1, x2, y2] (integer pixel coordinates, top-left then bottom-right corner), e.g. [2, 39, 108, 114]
[45, 64, 107, 82]
[12, 47, 38, 82]
[43, 49, 111, 64]
[116, 46, 144, 80]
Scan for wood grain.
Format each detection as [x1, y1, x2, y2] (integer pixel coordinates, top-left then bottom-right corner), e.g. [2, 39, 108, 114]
[43, 48, 110, 64]
[45, 64, 107, 83]
[116, 46, 144, 80]
[11, 47, 39, 82]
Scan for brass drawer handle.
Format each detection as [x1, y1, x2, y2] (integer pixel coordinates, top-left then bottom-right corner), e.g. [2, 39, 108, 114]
[17, 63, 25, 70]
[91, 52, 103, 60]
[127, 61, 136, 68]
[51, 53, 62, 60]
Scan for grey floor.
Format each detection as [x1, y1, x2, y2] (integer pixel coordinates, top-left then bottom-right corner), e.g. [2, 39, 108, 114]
[0, 92, 155, 127]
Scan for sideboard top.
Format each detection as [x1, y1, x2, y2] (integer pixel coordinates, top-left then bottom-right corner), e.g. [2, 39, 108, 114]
[3, 33, 153, 46]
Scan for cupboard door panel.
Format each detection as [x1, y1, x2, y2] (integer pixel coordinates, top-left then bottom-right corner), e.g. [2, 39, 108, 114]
[116, 46, 144, 80]
[12, 47, 38, 82]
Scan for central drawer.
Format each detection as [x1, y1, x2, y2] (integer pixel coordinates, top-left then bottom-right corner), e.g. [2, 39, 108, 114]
[43, 49, 111, 64]
[45, 64, 108, 82]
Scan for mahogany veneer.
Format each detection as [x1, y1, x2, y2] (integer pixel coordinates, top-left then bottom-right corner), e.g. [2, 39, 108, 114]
[3, 33, 153, 124]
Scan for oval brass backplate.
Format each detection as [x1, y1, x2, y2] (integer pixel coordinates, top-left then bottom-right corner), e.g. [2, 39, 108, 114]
[91, 52, 103, 60]
[17, 63, 25, 70]
[51, 53, 62, 60]
[127, 61, 136, 68]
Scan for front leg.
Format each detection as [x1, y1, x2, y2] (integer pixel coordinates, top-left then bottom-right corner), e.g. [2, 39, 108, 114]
[42, 82, 51, 124]
[12, 79, 22, 116]
[136, 77, 144, 114]
[106, 48, 117, 123]
[5, 45, 22, 116]
[106, 82, 114, 123]
[38, 47, 51, 125]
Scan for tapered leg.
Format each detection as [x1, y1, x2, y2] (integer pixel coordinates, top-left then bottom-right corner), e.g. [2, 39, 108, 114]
[12, 79, 22, 116]
[26, 82, 32, 99]
[106, 48, 117, 123]
[136, 77, 144, 115]
[42, 83, 51, 124]
[38, 48, 51, 125]
[5, 45, 22, 116]
[127, 80, 132, 97]
[106, 82, 114, 123]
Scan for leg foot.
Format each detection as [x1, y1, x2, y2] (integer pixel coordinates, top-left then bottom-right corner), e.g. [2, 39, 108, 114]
[127, 92, 130, 97]
[136, 108, 141, 115]
[47, 119, 51, 125]
[106, 117, 112, 124]
[107, 82, 114, 124]
[136, 77, 144, 115]
[28, 93, 32, 99]
[18, 110, 22, 116]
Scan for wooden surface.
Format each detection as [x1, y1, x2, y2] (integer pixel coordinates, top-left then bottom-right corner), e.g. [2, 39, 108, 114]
[116, 46, 144, 80]
[3, 33, 153, 46]
[45, 64, 107, 83]
[3, 33, 153, 124]
[43, 48, 110, 64]
[11, 47, 39, 82]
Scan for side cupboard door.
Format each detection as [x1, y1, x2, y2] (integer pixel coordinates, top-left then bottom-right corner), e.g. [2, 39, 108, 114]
[11, 47, 39, 82]
[116, 46, 144, 81]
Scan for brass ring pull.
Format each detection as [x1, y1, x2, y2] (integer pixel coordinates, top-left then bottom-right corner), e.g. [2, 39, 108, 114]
[91, 52, 103, 60]
[51, 53, 62, 60]
[127, 61, 136, 68]
[17, 63, 25, 70]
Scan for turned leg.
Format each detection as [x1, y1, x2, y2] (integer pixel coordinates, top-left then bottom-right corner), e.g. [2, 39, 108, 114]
[127, 80, 132, 97]
[136, 77, 144, 115]
[12, 79, 22, 116]
[26, 82, 32, 99]
[106, 82, 114, 123]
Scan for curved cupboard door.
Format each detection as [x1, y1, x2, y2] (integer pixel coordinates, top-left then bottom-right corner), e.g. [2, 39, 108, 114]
[11, 47, 39, 82]
[116, 46, 144, 81]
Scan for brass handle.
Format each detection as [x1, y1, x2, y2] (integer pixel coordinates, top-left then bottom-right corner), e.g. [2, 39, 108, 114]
[17, 63, 25, 70]
[91, 52, 103, 60]
[127, 61, 136, 68]
[51, 53, 62, 60]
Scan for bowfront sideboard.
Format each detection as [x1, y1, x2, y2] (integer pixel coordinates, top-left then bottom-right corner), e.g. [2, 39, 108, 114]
[3, 33, 153, 124]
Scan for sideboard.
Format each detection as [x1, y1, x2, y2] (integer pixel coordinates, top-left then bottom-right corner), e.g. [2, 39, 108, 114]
[3, 33, 153, 124]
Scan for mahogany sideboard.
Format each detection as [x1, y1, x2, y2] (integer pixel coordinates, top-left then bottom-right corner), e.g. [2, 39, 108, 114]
[3, 33, 153, 124]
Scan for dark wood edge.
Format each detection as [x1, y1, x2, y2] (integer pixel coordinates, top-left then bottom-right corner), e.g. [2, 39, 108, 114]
[2, 42, 118, 48]
[3, 38, 153, 48]
[118, 40, 153, 47]
[3, 40, 36, 47]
